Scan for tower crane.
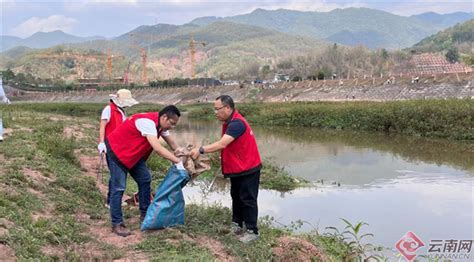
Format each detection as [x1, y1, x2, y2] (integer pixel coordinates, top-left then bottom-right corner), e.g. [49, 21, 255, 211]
[189, 35, 206, 79]
[35, 50, 122, 82]
[127, 32, 164, 85]
[125, 32, 207, 81]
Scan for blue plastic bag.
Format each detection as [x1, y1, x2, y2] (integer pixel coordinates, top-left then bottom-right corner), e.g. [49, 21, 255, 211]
[141, 165, 190, 231]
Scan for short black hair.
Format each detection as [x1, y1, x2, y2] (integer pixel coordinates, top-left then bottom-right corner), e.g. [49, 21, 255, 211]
[216, 95, 234, 109]
[159, 105, 181, 119]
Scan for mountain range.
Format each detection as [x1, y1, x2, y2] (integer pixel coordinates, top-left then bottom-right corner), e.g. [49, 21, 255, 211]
[410, 12, 473, 28]
[0, 21, 325, 80]
[0, 8, 472, 81]
[1, 8, 472, 52]
[0, 30, 105, 52]
[189, 8, 472, 49]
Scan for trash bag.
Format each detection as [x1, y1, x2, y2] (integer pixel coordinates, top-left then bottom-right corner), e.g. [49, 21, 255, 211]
[141, 164, 190, 231]
[174, 146, 211, 177]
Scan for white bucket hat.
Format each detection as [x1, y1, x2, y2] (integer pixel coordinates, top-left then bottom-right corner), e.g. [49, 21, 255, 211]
[110, 89, 139, 108]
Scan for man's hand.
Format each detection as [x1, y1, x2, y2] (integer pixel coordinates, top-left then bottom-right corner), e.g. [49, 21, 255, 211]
[190, 148, 200, 160]
[98, 142, 107, 154]
[146, 135, 181, 164]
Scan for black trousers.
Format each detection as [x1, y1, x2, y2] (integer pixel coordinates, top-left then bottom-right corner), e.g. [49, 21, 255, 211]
[230, 170, 260, 234]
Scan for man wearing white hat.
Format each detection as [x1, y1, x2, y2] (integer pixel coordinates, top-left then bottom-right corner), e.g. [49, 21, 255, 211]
[98, 89, 138, 207]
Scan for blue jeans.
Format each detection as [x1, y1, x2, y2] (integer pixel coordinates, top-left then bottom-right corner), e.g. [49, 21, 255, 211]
[107, 154, 152, 226]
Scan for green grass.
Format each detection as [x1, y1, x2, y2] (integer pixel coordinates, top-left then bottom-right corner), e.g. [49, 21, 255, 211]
[187, 99, 474, 140]
[261, 160, 308, 192]
[134, 204, 373, 261]
[0, 104, 382, 260]
[0, 111, 105, 259]
[0, 103, 168, 119]
[35, 122, 80, 166]
[135, 229, 216, 261]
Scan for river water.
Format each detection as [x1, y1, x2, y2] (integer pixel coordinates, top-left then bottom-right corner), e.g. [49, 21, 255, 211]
[173, 115, 473, 252]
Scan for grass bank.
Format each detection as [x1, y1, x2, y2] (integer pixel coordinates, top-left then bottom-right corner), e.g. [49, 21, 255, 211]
[0, 103, 164, 118]
[1, 103, 307, 192]
[2, 104, 373, 260]
[187, 99, 473, 140]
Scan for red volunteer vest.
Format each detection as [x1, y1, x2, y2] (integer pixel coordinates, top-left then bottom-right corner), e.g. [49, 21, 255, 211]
[221, 110, 261, 176]
[104, 101, 125, 138]
[107, 112, 162, 169]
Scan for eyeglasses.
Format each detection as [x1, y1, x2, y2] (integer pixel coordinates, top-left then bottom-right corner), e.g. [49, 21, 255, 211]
[167, 118, 177, 128]
[214, 106, 226, 113]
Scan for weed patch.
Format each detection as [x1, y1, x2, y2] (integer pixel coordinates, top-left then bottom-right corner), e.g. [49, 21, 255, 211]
[187, 100, 473, 140]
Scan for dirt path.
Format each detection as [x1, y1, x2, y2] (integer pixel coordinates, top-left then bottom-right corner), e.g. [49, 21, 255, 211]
[195, 236, 235, 262]
[78, 154, 145, 248]
[0, 217, 15, 261]
[0, 244, 15, 262]
[78, 153, 237, 261]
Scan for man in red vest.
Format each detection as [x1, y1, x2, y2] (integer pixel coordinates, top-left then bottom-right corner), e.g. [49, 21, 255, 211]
[106, 105, 183, 237]
[98, 89, 138, 208]
[190, 95, 262, 243]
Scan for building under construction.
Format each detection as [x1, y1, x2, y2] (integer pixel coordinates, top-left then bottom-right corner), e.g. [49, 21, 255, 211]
[404, 53, 472, 75]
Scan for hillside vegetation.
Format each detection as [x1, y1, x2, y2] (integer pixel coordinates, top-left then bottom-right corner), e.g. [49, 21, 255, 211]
[1, 9, 472, 83]
[411, 19, 474, 64]
[1, 21, 326, 81]
[190, 8, 471, 49]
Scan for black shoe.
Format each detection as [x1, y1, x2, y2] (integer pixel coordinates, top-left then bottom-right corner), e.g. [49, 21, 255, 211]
[112, 224, 131, 237]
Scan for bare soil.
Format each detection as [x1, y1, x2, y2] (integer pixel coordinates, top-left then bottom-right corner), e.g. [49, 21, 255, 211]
[195, 236, 235, 262]
[76, 152, 235, 261]
[0, 244, 15, 261]
[272, 236, 327, 261]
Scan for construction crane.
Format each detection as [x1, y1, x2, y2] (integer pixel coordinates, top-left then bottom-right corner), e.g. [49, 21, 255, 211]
[35, 51, 122, 82]
[126, 45, 147, 85]
[127, 32, 164, 85]
[125, 32, 207, 81]
[123, 61, 131, 85]
[106, 49, 113, 80]
[123, 43, 148, 84]
[189, 35, 206, 79]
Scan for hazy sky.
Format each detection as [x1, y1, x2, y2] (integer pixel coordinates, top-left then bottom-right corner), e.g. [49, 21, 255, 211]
[1, 0, 472, 38]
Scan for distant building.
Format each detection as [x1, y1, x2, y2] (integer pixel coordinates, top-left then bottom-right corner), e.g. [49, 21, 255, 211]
[77, 78, 101, 88]
[222, 80, 239, 86]
[273, 73, 289, 83]
[403, 53, 472, 75]
[189, 78, 221, 86]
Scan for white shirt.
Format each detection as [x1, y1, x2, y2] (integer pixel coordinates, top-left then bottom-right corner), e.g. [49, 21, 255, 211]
[101, 105, 126, 123]
[135, 118, 170, 137]
[0, 79, 9, 104]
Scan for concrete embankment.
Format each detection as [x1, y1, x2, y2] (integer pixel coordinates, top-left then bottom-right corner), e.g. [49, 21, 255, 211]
[8, 73, 473, 104]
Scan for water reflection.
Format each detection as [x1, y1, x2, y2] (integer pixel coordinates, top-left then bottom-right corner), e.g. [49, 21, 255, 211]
[176, 115, 473, 249]
[183, 171, 473, 249]
[258, 126, 474, 175]
[174, 115, 473, 186]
